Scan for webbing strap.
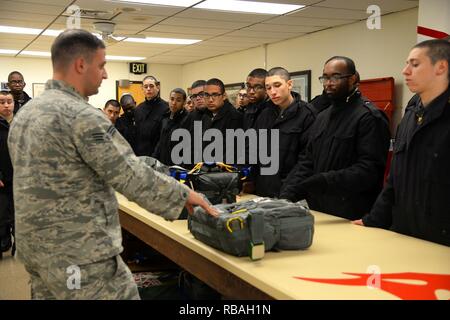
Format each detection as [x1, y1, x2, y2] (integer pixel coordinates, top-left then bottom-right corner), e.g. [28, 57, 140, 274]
[248, 210, 265, 260]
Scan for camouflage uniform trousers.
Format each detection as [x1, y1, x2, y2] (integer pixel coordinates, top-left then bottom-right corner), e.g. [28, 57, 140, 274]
[24, 255, 140, 300]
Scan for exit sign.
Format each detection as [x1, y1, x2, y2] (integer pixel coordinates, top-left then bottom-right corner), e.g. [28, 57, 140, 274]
[130, 62, 147, 74]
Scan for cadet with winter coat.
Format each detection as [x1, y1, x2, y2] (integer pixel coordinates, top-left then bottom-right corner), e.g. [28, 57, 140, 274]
[134, 75, 168, 156]
[252, 67, 316, 198]
[153, 88, 190, 166]
[0, 91, 15, 255]
[354, 40, 450, 247]
[281, 56, 390, 220]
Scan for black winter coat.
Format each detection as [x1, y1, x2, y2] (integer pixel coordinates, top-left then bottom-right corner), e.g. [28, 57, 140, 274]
[13, 91, 31, 114]
[242, 98, 271, 130]
[134, 97, 168, 156]
[363, 87, 450, 246]
[281, 91, 390, 220]
[253, 93, 316, 197]
[0, 117, 13, 193]
[115, 110, 137, 153]
[152, 109, 190, 166]
[310, 91, 332, 114]
[202, 101, 243, 164]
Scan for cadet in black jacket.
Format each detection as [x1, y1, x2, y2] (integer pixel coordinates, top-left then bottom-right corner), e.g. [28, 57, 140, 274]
[202, 78, 243, 164]
[355, 40, 450, 246]
[0, 91, 14, 253]
[253, 67, 316, 198]
[134, 76, 168, 156]
[182, 80, 208, 168]
[153, 88, 190, 166]
[7, 71, 31, 114]
[281, 57, 390, 220]
[116, 94, 137, 153]
[243, 68, 271, 130]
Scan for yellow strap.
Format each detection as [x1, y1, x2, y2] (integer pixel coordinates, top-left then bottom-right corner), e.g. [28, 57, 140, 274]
[231, 208, 247, 215]
[188, 162, 203, 174]
[226, 216, 244, 233]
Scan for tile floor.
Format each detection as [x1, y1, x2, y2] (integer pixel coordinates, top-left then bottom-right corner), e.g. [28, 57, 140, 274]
[0, 249, 30, 300]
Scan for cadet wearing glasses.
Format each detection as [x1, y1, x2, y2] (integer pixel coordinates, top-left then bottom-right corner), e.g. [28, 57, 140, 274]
[281, 56, 391, 221]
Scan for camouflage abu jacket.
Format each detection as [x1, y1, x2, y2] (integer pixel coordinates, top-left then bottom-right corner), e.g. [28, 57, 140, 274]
[8, 79, 189, 265]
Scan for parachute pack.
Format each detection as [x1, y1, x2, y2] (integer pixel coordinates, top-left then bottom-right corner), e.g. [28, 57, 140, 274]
[188, 197, 314, 260]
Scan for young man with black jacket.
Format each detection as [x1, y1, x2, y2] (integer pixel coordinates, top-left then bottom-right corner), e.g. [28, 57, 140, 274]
[202, 78, 243, 164]
[153, 88, 190, 166]
[134, 76, 168, 156]
[243, 68, 271, 130]
[354, 40, 450, 246]
[116, 93, 137, 153]
[252, 67, 316, 198]
[280, 57, 390, 220]
[0, 91, 15, 255]
[7, 71, 31, 114]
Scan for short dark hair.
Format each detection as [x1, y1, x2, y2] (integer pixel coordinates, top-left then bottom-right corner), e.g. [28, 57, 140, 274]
[7, 71, 24, 82]
[325, 56, 356, 75]
[119, 94, 135, 107]
[191, 80, 206, 90]
[170, 88, 187, 101]
[51, 29, 105, 70]
[267, 67, 291, 81]
[0, 90, 13, 96]
[413, 39, 450, 65]
[206, 78, 225, 94]
[248, 68, 268, 79]
[143, 75, 160, 86]
[104, 99, 120, 109]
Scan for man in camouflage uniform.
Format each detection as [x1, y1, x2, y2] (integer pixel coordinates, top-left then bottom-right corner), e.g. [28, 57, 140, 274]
[8, 29, 217, 300]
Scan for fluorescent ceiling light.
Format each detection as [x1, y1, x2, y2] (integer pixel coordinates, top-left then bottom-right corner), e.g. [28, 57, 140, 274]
[124, 37, 200, 45]
[0, 25, 62, 36]
[2, 25, 199, 45]
[0, 48, 145, 61]
[0, 49, 19, 54]
[21, 50, 51, 57]
[112, 0, 199, 7]
[195, 0, 304, 15]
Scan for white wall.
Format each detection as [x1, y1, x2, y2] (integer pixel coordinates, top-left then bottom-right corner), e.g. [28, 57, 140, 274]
[182, 46, 266, 88]
[0, 57, 182, 108]
[182, 8, 419, 131]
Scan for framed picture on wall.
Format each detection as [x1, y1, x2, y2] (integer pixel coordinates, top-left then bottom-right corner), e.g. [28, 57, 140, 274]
[32, 83, 46, 98]
[290, 70, 311, 102]
[1, 82, 9, 90]
[224, 82, 244, 106]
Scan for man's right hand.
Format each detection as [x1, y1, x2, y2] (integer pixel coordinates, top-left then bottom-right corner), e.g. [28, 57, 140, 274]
[0, 180, 4, 188]
[185, 190, 219, 217]
[352, 219, 365, 226]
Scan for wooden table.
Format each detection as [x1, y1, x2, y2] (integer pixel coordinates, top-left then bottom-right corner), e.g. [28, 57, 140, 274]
[117, 193, 450, 300]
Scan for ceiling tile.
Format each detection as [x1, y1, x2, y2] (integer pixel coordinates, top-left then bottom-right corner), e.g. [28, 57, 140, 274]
[290, 6, 367, 20]
[176, 8, 271, 23]
[245, 24, 322, 33]
[264, 16, 355, 27]
[160, 17, 249, 29]
[318, 0, 419, 13]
